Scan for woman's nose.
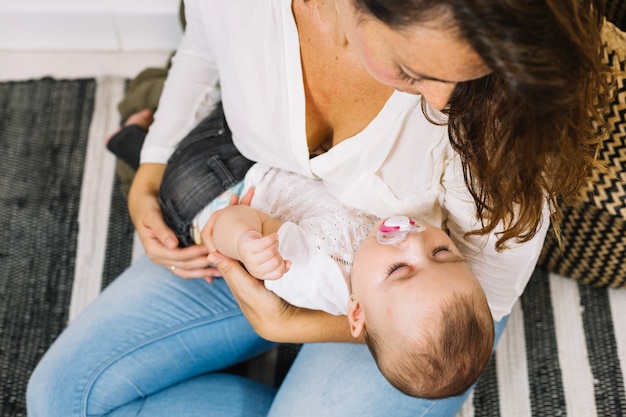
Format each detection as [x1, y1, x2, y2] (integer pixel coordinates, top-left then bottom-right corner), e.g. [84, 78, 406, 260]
[420, 82, 457, 111]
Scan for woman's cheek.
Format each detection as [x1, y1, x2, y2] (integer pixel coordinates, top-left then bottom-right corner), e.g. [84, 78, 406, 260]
[364, 61, 402, 89]
[353, 39, 400, 86]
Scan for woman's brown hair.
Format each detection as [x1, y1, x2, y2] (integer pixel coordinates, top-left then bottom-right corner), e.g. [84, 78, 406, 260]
[355, 0, 614, 250]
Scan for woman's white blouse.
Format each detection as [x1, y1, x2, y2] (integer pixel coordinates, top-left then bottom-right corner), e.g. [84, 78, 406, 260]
[141, 0, 549, 321]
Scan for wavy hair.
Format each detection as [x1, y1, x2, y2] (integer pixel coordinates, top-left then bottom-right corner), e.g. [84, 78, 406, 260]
[355, 0, 614, 249]
[364, 292, 494, 399]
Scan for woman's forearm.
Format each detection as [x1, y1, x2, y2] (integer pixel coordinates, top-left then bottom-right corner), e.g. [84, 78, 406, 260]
[211, 252, 363, 344]
[260, 306, 362, 344]
[128, 163, 166, 222]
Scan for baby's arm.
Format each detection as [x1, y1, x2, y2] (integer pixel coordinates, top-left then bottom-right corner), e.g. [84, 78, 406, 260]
[204, 205, 291, 280]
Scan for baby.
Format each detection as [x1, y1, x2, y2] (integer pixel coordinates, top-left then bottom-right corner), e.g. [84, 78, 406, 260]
[179, 163, 494, 399]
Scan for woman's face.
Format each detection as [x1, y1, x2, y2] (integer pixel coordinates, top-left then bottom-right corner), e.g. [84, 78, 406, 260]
[334, 0, 491, 110]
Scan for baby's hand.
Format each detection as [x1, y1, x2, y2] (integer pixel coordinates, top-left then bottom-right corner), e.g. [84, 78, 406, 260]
[237, 230, 291, 280]
[201, 187, 255, 250]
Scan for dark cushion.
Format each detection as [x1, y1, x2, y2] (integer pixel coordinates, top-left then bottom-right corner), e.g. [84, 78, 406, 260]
[538, 21, 626, 287]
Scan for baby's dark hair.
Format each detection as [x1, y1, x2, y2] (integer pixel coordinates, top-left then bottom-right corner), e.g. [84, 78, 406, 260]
[364, 292, 494, 399]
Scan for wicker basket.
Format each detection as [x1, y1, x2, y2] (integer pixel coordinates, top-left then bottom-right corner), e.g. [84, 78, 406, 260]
[538, 21, 626, 287]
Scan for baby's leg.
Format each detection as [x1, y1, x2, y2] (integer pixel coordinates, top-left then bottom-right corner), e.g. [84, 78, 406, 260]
[159, 104, 254, 247]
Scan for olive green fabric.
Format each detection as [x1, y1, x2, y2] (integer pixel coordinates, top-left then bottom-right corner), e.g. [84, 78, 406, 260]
[117, 67, 169, 121]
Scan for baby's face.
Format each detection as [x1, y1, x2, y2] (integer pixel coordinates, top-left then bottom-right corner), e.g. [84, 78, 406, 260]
[349, 219, 481, 333]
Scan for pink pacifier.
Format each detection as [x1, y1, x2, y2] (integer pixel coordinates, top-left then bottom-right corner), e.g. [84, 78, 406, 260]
[376, 216, 426, 245]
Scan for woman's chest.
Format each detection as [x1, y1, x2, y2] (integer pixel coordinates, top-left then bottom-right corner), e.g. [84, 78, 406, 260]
[296, 14, 393, 153]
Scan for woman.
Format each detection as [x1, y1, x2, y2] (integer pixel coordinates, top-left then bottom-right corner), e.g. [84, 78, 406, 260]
[27, 0, 611, 416]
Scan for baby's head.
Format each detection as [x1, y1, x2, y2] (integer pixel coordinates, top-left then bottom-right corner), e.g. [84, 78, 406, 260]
[348, 217, 494, 399]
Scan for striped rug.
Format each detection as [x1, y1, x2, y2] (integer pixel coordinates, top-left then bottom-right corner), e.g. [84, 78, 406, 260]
[1, 77, 625, 417]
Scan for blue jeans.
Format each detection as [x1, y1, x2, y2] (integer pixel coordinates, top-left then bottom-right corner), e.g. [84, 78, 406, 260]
[159, 104, 254, 247]
[27, 255, 508, 417]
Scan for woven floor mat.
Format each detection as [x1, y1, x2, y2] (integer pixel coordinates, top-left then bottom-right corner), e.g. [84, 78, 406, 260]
[0, 78, 133, 417]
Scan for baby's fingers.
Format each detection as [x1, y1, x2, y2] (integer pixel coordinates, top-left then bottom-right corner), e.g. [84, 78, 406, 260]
[241, 232, 280, 255]
[251, 258, 290, 280]
[239, 187, 255, 206]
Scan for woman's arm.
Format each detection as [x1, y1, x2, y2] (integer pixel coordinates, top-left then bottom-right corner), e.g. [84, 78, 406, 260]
[140, 0, 222, 165]
[210, 251, 363, 344]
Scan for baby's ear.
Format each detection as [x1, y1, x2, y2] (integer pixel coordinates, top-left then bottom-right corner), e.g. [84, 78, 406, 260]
[347, 295, 365, 337]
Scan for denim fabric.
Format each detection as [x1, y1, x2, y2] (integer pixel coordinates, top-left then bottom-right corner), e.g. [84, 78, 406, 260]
[27, 254, 509, 417]
[27, 256, 277, 417]
[268, 317, 509, 417]
[159, 104, 254, 247]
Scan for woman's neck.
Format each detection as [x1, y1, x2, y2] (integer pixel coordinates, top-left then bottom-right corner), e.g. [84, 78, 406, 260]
[295, 0, 347, 47]
[293, 0, 394, 150]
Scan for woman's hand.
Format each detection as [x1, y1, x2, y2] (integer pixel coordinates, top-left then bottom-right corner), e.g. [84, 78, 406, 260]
[128, 163, 219, 279]
[210, 252, 359, 344]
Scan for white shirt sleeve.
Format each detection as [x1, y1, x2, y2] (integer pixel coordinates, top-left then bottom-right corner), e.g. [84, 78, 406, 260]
[140, 0, 222, 164]
[264, 222, 350, 316]
[442, 155, 550, 321]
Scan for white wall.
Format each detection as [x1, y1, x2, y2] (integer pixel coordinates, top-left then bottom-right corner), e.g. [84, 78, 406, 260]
[0, 0, 183, 51]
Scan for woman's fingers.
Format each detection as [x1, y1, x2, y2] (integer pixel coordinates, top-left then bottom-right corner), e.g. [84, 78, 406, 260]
[169, 262, 222, 280]
[210, 252, 301, 342]
[227, 186, 256, 206]
[239, 187, 255, 206]
[151, 219, 179, 250]
[135, 207, 213, 277]
[137, 208, 179, 250]
[200, 208, 226, 252]
[147, 243, 215, 278]
[210, 252, 267, 299]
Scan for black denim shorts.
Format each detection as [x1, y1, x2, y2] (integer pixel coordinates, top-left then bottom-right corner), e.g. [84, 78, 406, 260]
[158, 104, 254, 247]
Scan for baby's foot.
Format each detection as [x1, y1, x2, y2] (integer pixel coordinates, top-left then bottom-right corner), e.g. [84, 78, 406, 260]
[124, 109, 154, 130]
[105, 109, 154, 169]
[105, 109, 154, 145]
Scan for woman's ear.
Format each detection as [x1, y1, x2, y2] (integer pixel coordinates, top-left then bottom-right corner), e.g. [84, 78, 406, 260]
[347, 295, 365, 337]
